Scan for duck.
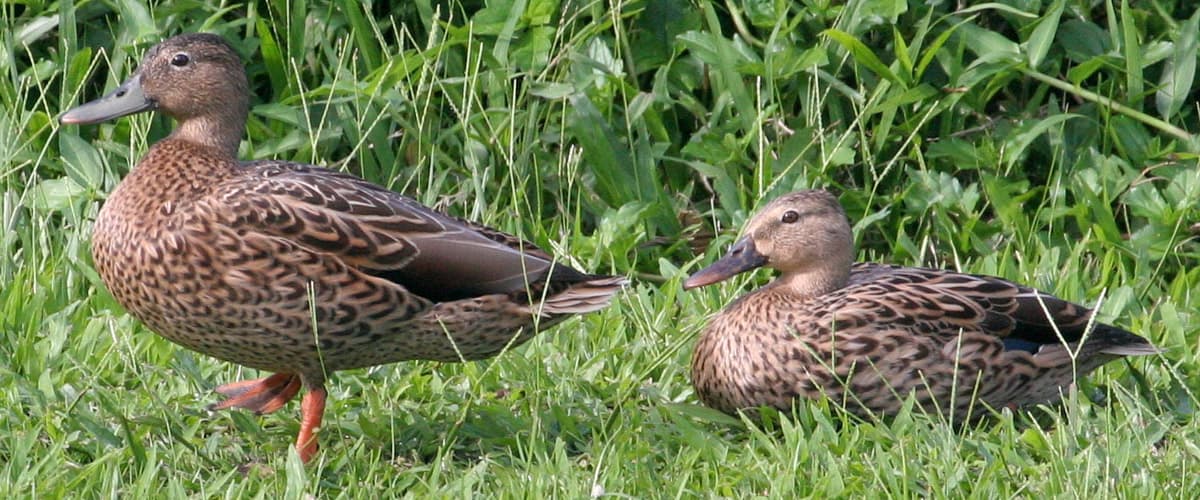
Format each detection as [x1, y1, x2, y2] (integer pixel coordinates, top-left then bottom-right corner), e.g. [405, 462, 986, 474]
[683, 189, 1158, 421]
[60, 32, 626, 463]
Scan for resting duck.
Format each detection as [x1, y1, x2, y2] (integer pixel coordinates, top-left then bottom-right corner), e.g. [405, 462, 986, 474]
[684, 190, 1157, 420]
[60, 33, 625, 463]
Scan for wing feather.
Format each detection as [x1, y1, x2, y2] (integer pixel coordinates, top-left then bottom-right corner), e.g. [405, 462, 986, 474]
[196, 161, 586, 301]
[845, 262, 1148, 351]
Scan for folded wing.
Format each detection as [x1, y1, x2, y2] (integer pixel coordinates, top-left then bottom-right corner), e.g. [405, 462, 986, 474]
[202, 161, 588, 302]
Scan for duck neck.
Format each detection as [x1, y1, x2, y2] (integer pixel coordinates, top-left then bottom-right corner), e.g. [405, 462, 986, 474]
[769, 258, 852, 298]
[169, 113, 245, 159]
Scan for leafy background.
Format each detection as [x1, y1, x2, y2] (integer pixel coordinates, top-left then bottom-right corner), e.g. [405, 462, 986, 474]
[2, 0, 1198, 496]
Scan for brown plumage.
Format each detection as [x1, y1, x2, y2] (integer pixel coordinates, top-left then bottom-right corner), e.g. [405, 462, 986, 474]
[684, 190, 1157, 421]
[61, 33, 625, 462]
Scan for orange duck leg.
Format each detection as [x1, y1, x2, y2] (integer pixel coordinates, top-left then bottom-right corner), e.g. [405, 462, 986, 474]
[296, 388, 327, 463]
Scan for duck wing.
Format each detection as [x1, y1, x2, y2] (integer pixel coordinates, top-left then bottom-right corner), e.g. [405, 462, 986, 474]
[203, 160, 587, 302]
[845, 263, 1154, 355]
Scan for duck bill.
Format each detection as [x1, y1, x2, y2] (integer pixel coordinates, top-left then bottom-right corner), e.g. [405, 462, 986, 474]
[60, 73, 154, 125]
[683, 237, 767, 290]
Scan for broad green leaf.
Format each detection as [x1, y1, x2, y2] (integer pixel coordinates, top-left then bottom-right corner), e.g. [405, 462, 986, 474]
[796, 47, 830, 68]
[1066, 55, 1115, 84]
[59, 133, 104, 190]
[471, 0, 517, 35]
[585, 36, 622, 77]
[626, 92, 655, 123]
[822, 29, 900, 84]
[337, 0, 381, 68]
[1001, 114, 1079, 167]
[1156, 9, 1199, 119]
[491, 0, 527, 66]
[927, 138, 981, 170]
[255, 19, 287, 98]
[115, 0, 155, 39]
[684, 159, 741, 213]
[15, 16, 58, 46]
[957, 24, 1021, 62]
[763, 40, 825, 80]
[632, 0, 701, 68]
[956, 2, 1037, 18]
[893, 28, 913, 83]
[1110, 115, 1153, 166]
[1120, 0, 1144, 109]
[915, 17, 968, 78]
[663, 403, 744, 427]
[676, 31, 723, 66]
[524, 0, 557, 26]
[511, 26, 554, 71]
[285, 0, 307, 64]
[695, 2, 755, 131]
[742, 0, 781, 28]
[1024, 0, 1063, 70]
[879, 83, 939, 108]
[566, 93, 636, 207]
[528, 82, 574, 99]
[62, 47, 94, 103]
[1058, 20, 1110, 62]
[25, 177, 86, 215]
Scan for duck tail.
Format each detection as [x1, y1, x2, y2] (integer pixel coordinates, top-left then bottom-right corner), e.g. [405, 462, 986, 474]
[536, 275, 628, 315]
[1102, 344, 1162, 356]
[1090, 324, 1162, 357]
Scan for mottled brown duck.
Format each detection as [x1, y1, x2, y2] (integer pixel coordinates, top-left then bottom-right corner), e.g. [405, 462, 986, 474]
[60, 33, 625, 463]
[684, 190, 1157, 421]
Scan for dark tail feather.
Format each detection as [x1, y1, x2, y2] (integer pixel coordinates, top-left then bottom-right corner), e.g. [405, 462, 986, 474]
[535, 275, 628, 316]
[1089, 324, 1161, 357]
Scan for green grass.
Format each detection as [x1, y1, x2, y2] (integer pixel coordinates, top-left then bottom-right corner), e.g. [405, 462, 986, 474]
[3, 0, 1199, 496]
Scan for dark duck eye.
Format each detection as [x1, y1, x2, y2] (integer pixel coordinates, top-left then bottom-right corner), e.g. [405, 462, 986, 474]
[781, 210, 800, 223]
[170, 53, 190, 67]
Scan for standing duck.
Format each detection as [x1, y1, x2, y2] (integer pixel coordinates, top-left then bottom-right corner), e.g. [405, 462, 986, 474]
[683, 190, 1157, 420]
[60, 33, 625, 463]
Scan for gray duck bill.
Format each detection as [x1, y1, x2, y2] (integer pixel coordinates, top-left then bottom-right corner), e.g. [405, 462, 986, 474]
[61, 73, 155, 125]
[684, 237, 767, 290]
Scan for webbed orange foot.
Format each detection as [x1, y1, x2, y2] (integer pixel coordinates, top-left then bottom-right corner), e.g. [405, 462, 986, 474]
[209, 373, 302, 415]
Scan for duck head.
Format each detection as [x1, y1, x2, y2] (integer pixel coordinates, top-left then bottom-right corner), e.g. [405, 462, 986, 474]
[61, 33, 250, 157]
[684, 190, 855, 296]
